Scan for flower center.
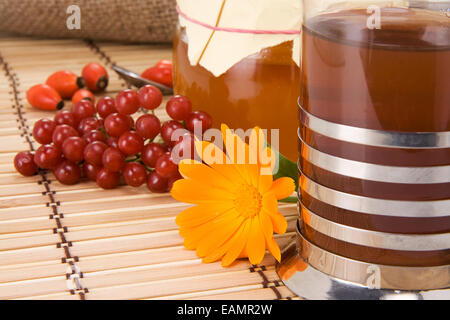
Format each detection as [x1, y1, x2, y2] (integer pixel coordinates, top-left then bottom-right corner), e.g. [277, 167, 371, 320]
[234, 184, 262, 218]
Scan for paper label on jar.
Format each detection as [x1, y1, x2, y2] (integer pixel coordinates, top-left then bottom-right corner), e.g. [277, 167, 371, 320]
[177, 0, 302, 77]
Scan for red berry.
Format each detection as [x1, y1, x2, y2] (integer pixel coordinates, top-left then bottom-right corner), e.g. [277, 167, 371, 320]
[155, 153, 178, 178]
[34, 144, 62, 169]
[166, 95, 192, 121]
[102, 147, 125, 172]
[161, 142, 173, 153]
[115, 89, 140, 115]
[52, 124, 79, 149]
[135, 114, 161, 140]
[83, 162, 101, 181]
[96, 168, 120, 189]
[185, 111, 213, 133]
[83, 130, 107, 144]
[118, 131, 144, 156]
[96, 96, 117, 119]
[167, 171, 183, 191]
[104, 113, 132, 137]
[14, 151, 38, 176]
[77, 117, 102, 135]
[107, 136, 119, 149]
[126, 115, 135, 128]
[53, 160, 81, 185]
[72, 99, 96, 121]
[161, 120, 185, 146]
[62, 136, 87, 163]
[172, 133, 196, 162]
[122, 162, 147, 187]
[147, 171, 168, 193]
[138, 85, 163, 110]
[32, 118, 56, 145]
[84, 141, 108, 166]
[54, 110, 78, 127]
[141, 142, 165, 168]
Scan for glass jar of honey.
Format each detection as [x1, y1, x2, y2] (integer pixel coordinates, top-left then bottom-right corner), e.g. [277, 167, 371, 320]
[172, 0, 301, 161]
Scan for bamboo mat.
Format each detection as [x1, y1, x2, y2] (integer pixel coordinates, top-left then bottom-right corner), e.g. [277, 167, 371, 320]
[0, 34, 299, 300]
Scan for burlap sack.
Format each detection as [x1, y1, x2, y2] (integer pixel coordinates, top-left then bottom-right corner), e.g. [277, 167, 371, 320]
[0, 0, 178, 43]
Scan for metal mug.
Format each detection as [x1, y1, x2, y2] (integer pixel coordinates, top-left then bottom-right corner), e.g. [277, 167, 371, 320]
[277, 0, 450, 300]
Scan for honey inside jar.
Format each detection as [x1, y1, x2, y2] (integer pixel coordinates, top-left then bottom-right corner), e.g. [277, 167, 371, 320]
[173, 28, 300, 161]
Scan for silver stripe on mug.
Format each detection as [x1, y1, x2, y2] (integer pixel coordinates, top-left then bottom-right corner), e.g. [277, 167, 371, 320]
[299, 203, 450, 251]
[298, 134, 450, 184]
[278, 242, 450, 299]
[296, 225, 450, 291]
[299, 173, 450, 218]
[298, 101, 450, 149]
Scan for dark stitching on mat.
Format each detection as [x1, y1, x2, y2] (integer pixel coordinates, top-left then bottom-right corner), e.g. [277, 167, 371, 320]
[84, 39, 131, 89]
[0, 54, 88, 300]
[249, 264, 284, 299]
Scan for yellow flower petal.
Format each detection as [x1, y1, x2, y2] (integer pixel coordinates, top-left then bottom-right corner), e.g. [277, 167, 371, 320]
[221, 219, 251, 267]
[209, 163, 246, 186]
[262, 192, 287, 234]
[195, 141, 227, 165]
[202, 221, 247, 264]
[220, 124, 259, 186]
[265, 236, 281, 262]
[178, 160, 238, 192]
[177, 159, 202, 179]
[249, 126, 266, 165]
[258, 173, 273, 194]
[181, 209, 236, 249]
[269, 177, 296, 200]
[175, 202, 234, 228]
[196, 212, 245, 258]
[171, 179, 235, 204]
[262, 208, 287, 234]
[220, 123, 230, 146]
[259, 146, 276, 176]
[259, 210, 273, 239]
[226, 132, 249, 164]
[221, 127, 253, 183]
[246, 216, 266, 265]
[262, 191, 278, 214]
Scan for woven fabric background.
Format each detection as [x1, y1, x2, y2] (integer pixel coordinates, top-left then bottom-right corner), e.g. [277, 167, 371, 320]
[0, 0, 178, 43]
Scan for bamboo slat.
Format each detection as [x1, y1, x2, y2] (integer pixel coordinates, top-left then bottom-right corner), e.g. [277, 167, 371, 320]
[0, 34, 298, 300]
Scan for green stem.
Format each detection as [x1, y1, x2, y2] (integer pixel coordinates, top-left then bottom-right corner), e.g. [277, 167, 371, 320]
[278, 196, 297, 204]
[126, 156, 140, 163]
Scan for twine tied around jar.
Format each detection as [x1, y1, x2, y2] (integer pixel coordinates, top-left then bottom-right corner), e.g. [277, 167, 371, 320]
[176, 5, 301, 35]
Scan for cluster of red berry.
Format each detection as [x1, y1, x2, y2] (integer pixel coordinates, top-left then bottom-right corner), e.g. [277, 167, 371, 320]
[14, 85, 212, 193]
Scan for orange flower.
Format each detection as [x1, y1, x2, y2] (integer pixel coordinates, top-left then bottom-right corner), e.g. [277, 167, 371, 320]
[171, 124, 295, 267]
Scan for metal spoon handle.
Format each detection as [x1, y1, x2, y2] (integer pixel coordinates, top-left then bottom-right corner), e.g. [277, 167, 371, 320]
[112, 64, 173, 95]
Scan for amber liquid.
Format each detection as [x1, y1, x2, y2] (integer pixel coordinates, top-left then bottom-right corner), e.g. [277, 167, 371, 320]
[174, 30, 300, 160]
[300, 8, 450, 266]
[301, 8, 450, 132]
